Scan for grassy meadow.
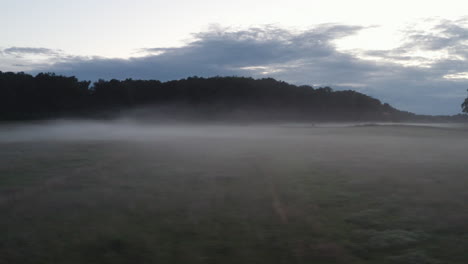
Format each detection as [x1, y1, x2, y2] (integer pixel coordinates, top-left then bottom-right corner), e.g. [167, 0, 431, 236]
[0, 122, 467, 264]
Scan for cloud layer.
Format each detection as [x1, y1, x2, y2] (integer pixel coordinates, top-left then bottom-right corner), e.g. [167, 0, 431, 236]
[3, 47, 60, 56]
[1, 19, 467, 115]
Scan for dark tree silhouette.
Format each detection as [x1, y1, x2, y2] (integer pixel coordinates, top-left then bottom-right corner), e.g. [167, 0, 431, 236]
[463, 90, 468, 113]
[0, 72, 90, 120]
[1, 71, 456, 122]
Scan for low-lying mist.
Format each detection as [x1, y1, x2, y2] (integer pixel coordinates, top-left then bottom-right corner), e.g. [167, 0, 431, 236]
[1, 118, 467, 176]
[1, 118, 467, 264]
[1, 118, 467, 143]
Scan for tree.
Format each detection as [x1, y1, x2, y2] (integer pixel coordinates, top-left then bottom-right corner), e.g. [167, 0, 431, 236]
[463, 90, 468, 113]
[0, 72, 415, 121]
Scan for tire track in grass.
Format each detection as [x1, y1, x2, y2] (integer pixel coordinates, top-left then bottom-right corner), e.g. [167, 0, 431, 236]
[251, 160, 289, 225]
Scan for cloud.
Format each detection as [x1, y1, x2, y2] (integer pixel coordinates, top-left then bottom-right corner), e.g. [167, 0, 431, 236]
[3, 20, 468, 115]
[3, 47, 61, 57]
[0, 47, 65, 71]
[406, 18, 468, 55]
[34, 24, 367, 81]
[362, 18, 468, 64]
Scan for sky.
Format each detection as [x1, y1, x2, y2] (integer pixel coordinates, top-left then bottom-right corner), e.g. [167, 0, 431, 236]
[1, 0, 468, 115]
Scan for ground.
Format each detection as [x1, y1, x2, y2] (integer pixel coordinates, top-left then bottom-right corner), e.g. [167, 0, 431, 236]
[0, 122, 467, 264]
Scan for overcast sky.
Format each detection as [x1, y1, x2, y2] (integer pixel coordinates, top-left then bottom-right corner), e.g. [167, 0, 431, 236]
[1, 0, 468, 115]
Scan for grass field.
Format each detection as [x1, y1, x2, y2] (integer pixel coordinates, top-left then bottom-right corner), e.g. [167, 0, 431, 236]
[0, 121, 467, 264]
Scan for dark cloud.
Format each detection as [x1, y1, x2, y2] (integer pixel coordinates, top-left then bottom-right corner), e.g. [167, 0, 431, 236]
[15, 21, 468, 115]
[36, 24, 366, 80]
[3, 47, 61, 56]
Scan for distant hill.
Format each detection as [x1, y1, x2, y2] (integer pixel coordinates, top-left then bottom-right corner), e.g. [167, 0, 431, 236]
[0, 71, 466, 122]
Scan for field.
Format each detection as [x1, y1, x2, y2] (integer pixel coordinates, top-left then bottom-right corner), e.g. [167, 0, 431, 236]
[0, 121, 467, 264]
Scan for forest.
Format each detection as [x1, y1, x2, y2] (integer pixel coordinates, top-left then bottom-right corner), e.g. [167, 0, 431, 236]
[0, 71, 466, 121]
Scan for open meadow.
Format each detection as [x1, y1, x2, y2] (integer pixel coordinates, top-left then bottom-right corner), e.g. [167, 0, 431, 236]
[0, 121, 467, 264]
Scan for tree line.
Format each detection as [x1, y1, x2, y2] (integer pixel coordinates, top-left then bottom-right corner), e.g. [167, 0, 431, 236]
[0, 71, 460, 122]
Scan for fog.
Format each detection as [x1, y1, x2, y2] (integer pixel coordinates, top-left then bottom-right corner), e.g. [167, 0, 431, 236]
[1, 119, 467, 142]
[1, 119, 467, 186]
[1, 119, 467, 263]
[1, 119, 467, 173]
